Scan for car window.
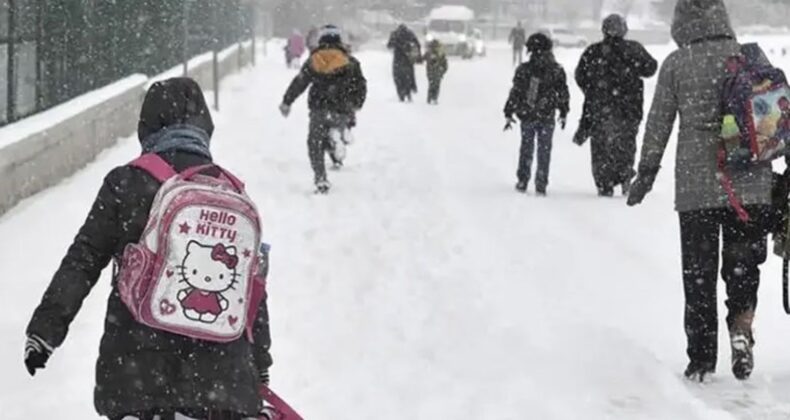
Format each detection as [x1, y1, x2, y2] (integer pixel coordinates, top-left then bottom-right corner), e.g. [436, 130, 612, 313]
[429, 20, 466, 33]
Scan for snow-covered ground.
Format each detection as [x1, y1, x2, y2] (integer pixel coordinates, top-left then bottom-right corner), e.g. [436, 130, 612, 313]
[3, 40, 790, 419]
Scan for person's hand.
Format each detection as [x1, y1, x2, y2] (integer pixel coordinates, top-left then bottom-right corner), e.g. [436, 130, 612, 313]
[558, 115, 567, 130]
[504, 117, 517, 131]
[261, 369, 270, 386]
[24, 335, 53, 376]
[627, 168, 660, 206]
[279, 103, 291, 118]
[259, 406, 280, 420]
[573, 128, 589, 146]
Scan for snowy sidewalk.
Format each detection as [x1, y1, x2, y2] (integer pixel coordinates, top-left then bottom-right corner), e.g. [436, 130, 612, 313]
[2, 43, 790, 419]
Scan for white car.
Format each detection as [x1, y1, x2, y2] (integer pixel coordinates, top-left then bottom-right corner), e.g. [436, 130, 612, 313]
[540, 27, 588, 48]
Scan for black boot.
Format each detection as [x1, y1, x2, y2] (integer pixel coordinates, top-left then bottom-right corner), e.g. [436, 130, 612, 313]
[730, 311, 755, 380]
[515, 181, 528, 193]
[684, 361, 715, 383]
[731, 333, 754, 380]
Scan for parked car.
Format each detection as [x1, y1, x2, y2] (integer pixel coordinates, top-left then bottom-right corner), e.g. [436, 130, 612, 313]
[540, 27, 588, 48]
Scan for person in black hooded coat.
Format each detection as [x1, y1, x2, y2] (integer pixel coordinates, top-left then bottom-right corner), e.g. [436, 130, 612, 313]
[388, 24, 422, 102]
[24, 77, 273, 420]
[504, 33, 570, 195]
[575, 14, 658, 197]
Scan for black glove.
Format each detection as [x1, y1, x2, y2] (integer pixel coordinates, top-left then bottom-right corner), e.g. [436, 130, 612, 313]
[627, 168, 660, 207]
[25, 334, 53, 376]
[504, 117, 517, 131]
[260, 369, 270, 386]
[573, 127, 589, 146]
[558, 115, 567, 130]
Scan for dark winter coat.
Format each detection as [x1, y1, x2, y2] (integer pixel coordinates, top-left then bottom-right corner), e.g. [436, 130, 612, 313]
[575, 36, 657, 126]
[388, 26, 422, 96]
[637, 0, 772, 212]
[283, 44, 367, 115]
[504, 52, 570, 124]
[26, 78, 272, 418]
[424, 46, 448, 82]
[509, 27, 527, 49]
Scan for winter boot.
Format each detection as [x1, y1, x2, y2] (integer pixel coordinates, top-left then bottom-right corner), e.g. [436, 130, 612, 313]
[536, 186, 547, 197]
[684, 361, 716, 383]
[597, 187, 614, 197]
[730, 310, 755, 380]
[315, 179, 331, 195]
[515, 181, 528, 193]
[621, 179, 632, 197]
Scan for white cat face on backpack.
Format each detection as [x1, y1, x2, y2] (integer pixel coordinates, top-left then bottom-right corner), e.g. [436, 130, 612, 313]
[178, 241, 240, 293]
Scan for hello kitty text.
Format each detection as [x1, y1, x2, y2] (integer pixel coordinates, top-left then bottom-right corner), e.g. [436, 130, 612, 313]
[196, 210, 238, 243]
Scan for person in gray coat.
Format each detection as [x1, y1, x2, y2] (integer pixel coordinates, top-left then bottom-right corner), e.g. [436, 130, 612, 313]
[627, 0, 772, 382]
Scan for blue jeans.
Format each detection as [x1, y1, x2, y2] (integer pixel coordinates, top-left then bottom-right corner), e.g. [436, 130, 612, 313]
[518, 121, 555, 190]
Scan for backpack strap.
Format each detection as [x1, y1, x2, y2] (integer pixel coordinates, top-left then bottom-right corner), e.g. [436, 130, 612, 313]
[129, 154, 178, 183]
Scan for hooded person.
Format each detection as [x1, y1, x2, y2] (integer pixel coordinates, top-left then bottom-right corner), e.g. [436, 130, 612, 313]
[504, 32, 570, 195]
[24, 77, 273, 419]
[575, 14, 658, 197]
[627, 0, 773, 382]
[423, 39, 448, 105]
[387, 24, 422, 102]
[279, 25, 368, 194]
[509, 21, 527, 65]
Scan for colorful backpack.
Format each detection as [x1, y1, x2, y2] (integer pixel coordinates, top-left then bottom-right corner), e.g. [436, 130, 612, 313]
[718, 43, 790, 221]
[117, 154, 266, 343]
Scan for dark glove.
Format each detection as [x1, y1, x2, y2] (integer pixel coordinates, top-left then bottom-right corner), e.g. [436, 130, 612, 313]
[261, 369, 270, 386]
[504, 117, 517, 131]
[573, 127, 589, 146]
[558, 115, 567, 130]
[25, 334, 53, 376]
[627, 168, 660, 207]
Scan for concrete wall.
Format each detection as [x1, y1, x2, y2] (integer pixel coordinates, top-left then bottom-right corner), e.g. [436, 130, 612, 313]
[0, 41, 256, 216]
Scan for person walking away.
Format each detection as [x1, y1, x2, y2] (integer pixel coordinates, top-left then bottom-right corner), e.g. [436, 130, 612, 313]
[424, 40, 448, 105]
[575, 14, 657, 197]
[627, 0, 772, 382]
[504, 33, 570, 196]
[24, 77, 273, 419]
[285, 29, 306, 68]
[388, 24, 422, 102]
[279, 25, 367, 194]
[509, 21, 527, 65]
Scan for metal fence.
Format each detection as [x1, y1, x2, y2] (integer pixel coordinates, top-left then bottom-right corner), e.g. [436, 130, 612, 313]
[0, 0, 256, 126]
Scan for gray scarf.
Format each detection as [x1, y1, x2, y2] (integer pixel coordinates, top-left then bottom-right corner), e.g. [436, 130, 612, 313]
[140, 124, 212, 159]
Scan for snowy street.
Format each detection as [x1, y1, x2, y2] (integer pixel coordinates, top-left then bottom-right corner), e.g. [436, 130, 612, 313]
[3, 40, 790, 419]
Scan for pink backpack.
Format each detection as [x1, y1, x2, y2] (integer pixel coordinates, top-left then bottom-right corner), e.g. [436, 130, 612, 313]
[117, 154, 266, 343]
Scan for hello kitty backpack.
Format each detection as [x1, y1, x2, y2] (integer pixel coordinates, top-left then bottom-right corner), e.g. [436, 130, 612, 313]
[117, 154, 266, 343]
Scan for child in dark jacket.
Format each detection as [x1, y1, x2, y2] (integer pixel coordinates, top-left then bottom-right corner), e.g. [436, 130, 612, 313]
[279, 25, 368, 194]
[424, 40, 448, 104]
[504, 32, 570, 195]
[24, 78, 273, 420]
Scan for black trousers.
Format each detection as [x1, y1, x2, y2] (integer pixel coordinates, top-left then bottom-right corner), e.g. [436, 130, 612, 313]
[308, 111, 350, 183]
[679, 206, 768, 367]
[427, 77, 443, 103]
[590, 117, 639, 193]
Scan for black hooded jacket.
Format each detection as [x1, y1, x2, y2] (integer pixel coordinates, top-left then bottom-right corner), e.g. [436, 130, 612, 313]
[26, 78, 272, 418]
[282, 43, 367, 115]
[504, 52, 570, 123]
[575, 36, 658, 124]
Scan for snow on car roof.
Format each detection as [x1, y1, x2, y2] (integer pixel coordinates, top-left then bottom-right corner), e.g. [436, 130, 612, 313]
[429, 5, 475, 21]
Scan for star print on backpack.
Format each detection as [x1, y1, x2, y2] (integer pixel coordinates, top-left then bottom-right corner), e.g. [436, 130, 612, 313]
[116, 154, 267, 343]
